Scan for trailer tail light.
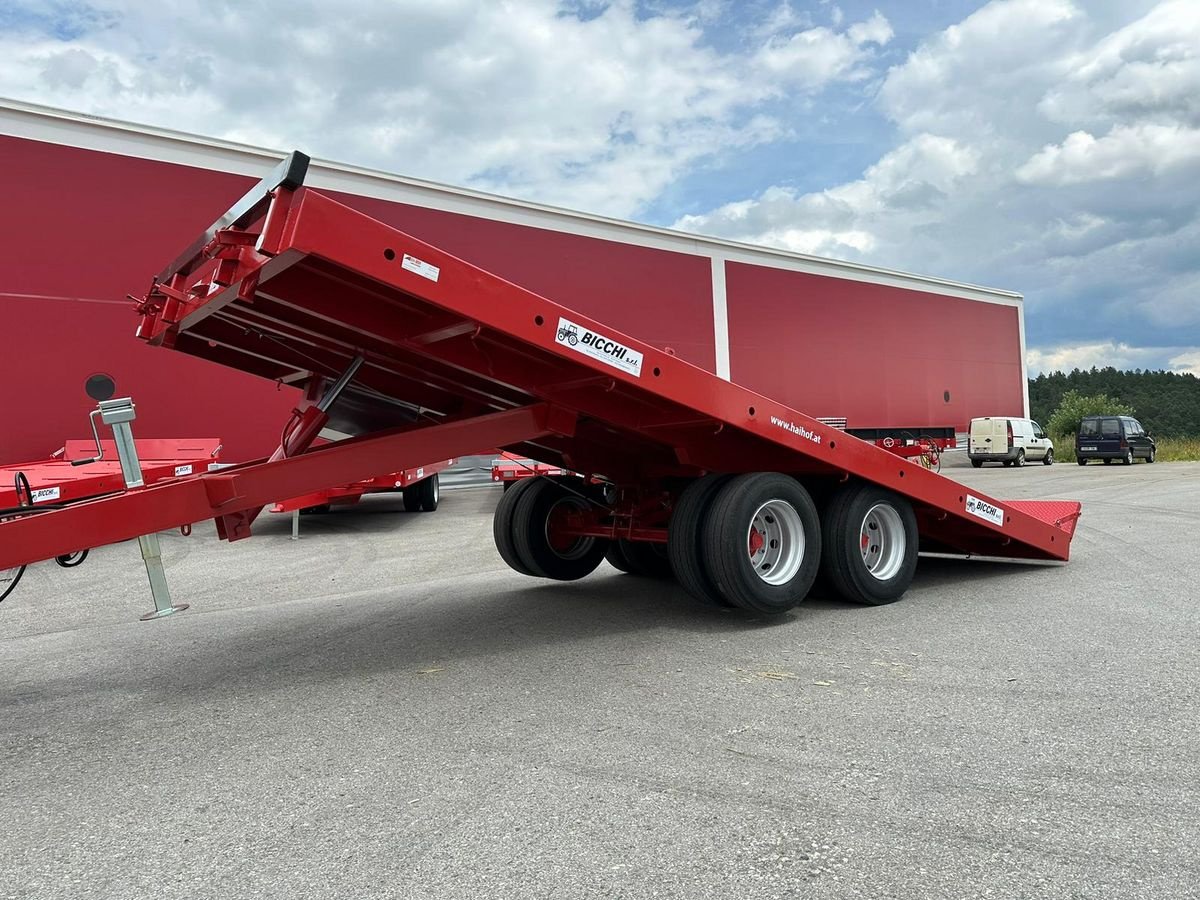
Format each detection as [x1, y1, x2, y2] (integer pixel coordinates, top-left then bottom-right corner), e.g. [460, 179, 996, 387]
[1007, 422, 1013, 449]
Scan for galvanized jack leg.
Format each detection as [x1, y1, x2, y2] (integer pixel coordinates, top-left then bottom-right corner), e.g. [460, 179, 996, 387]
[78, 398, 189, 621]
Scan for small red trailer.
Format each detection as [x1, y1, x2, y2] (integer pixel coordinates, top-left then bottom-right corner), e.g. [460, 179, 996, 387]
[269, 457, 453, 515]
[0, 438, 222, 509]
[0, 155, 1079, 617]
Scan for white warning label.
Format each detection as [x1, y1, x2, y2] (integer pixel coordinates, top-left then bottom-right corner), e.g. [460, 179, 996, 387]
[402, 254, 440, 282]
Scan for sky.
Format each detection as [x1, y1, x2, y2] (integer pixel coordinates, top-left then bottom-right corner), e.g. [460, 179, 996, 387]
[1, 0, 1197, 376]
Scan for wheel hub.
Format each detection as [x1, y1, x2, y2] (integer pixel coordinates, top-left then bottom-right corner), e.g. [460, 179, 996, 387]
[745, 499, 804, 586]
[859, 503, 906, 581]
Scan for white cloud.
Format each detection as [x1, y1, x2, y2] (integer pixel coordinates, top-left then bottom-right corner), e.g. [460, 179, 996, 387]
[1016, 123, 1200, 185]
[1038, 0, 1200, 127]
[0, 0, 890, 218]
[1027, 341, 1200, 375]
[754, 10, 892, 89]
[674, 133, 977, 257]
[1169, 350, 1200, 376]
[848, 12, 893, 47]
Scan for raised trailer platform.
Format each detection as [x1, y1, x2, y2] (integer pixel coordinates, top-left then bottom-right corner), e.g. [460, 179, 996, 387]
[0, 154, 1080, 616]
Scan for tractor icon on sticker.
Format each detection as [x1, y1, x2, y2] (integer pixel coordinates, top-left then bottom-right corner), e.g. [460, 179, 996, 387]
[557, 323, 579, 346]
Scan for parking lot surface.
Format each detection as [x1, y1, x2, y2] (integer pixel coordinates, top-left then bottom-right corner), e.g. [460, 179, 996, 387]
[2, 460, 1197, 899]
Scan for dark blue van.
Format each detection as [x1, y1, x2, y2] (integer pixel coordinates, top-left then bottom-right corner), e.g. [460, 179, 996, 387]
[1075, 416, 1156, 465]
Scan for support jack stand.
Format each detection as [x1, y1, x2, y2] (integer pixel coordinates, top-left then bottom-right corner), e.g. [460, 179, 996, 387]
[80, 397, 190, 621]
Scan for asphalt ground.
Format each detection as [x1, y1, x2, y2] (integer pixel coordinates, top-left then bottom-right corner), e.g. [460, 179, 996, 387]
[1, 457, 1197, 899]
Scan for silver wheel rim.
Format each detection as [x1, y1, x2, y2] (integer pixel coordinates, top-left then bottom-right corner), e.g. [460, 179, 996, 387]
[544, 497, 593, 560]
[860, 503, 906, 582]
[746, 499, 805, 585]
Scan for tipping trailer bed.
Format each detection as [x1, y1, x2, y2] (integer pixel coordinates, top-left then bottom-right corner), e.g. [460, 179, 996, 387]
[0, 154, 1080, 615]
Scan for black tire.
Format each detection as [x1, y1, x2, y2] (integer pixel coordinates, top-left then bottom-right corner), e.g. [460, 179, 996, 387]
[604, 541, 637, 574]
[667, 475, 735, 608]
[1043, 449, 1054, 466]
[415, 473, 440, 511]
[403, 489, 423, 512]
[701, 473, 821, 614]
[1122, 450, 1133, 466]
[820, 483, 919, 605]
[512, 478, 607, 580]
[1077, 458, 1087, 466]
[1014, 449, 1026, 467]
[1103, 458, 1112, 465]
[493, 478, 538, 576]
[971, 459, 983, 468]
[1147, 447, 1156, 463]
[607, 540, 673, 578]
[1002, 461, 1012, 467]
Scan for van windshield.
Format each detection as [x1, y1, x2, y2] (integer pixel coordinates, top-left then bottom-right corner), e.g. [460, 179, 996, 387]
[1080, 419, 1101, 436]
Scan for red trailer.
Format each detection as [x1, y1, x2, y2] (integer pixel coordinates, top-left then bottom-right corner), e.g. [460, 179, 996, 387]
[0, 438, 222, 509]
[0, 99, 1027, 466]
[0, 158, 1079, 618]
[269, 456, 453, 515]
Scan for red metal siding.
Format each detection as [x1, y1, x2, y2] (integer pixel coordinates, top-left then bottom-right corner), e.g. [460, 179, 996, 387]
[724, 262, 1024, 432]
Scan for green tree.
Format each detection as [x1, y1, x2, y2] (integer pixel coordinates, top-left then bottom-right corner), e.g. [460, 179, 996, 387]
[1046, 390, 1136, 437]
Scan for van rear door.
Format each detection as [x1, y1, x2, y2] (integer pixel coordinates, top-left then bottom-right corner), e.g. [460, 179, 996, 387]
[1098, 417, 1122, 455]
[969, 418, 1008, 456]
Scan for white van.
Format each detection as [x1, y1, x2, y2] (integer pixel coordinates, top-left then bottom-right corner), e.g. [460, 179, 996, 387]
[968, 417, 1054, 468]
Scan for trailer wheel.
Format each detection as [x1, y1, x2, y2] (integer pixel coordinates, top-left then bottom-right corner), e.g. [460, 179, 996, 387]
[605, 542, 636, 573]
[605, 540, 673, 578]
[668, 475, 735, 607]
[493, 478, 538, 576]
[511, 478, 607, 580]
[701, 473, 821, 615]
[417, 473, 440, 511]
[821, 483, 918, 606]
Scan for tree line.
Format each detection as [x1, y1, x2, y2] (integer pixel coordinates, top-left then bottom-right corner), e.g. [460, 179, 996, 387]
[1029, 368, 1200, 437]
